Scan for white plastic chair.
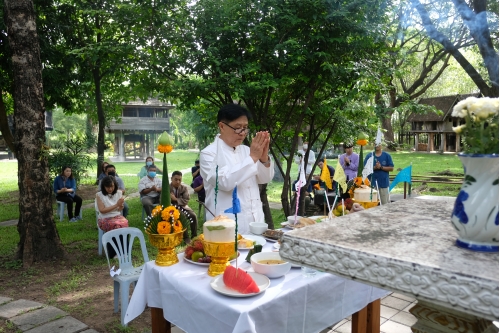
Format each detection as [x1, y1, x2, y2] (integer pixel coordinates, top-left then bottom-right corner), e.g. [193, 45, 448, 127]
[102, 227, 149, 326]
[56, 200, 83, 221]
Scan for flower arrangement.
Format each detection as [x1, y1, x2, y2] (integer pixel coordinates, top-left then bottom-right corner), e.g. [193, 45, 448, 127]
[144, 204, 191, 234]
[143, 130, 192, 235]
[452, 97, 499, 154]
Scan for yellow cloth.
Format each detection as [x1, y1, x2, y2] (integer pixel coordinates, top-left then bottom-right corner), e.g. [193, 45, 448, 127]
[333, 159, 347, 192]
[320, 158, 332, 190]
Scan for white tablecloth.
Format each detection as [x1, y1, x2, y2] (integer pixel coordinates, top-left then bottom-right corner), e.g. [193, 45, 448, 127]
[125, 241, 388, 333]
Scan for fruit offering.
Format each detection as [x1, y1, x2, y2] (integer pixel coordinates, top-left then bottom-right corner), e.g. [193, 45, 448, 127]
[223, 265, 259, 294]
[184, 236, 211, 263]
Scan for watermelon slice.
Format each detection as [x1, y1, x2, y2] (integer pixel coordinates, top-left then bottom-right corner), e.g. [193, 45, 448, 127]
[223, 266, 260, 294]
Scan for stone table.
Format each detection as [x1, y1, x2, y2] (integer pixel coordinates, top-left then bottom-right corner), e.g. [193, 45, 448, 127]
[280, 196, 499, 333]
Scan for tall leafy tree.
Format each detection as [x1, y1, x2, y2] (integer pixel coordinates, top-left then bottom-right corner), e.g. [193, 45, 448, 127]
[4, 0, 64, 265]
[160, 0, 389, 216]
[410, 0, 499, 97]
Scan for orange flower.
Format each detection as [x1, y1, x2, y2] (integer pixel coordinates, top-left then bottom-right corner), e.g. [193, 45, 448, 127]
[313, 183, 320, 190]
[356, 139, 368, 146]
[157, 221, 171, 234]
[162, 206, 180, 221]
[158, 144, 173, 153]
[173, 220, 183, 233]
[353, 177, 370, 187]
[152, 205, 163, 217]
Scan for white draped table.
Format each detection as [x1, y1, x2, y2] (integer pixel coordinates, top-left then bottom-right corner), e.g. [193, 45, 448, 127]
[125, 240, 389, 333]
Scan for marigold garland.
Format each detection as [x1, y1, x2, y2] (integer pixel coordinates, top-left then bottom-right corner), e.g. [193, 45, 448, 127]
[152, 205, 163, 217]
[158, 144, 173, 153]
[157, 221, 171, 234]
[356, 139, 368, 146]
[173, 220, 183, 233]
[162, 205, 180, 221]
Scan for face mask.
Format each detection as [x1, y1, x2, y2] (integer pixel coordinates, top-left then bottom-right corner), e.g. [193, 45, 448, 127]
[148, 171, 156, 178]
[303, 145, 308, 150]
[146, 161, 153, 166]
[107, 171, 116, 177]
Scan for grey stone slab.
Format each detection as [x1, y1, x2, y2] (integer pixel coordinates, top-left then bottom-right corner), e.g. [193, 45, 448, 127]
[80, 330, 100, 333]
[390, 311, 418, 327]
[0, 300, 43, 319]
[0, 219, 17, 227]
[0, 297, 13, 305]
[10, 306, 67, 331]
[280, 196, 499, 321]
[24, 317, 87, 333]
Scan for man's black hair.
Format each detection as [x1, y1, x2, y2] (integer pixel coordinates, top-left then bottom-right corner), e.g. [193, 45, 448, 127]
[147, 164, 157, 171]
[172, 170, 182, 177]
[217, 104, 252, 123]
[105, 164, 116, 171]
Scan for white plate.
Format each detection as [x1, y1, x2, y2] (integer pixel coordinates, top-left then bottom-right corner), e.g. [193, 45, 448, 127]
[184, 252, 240, 266]
[238, 234, 267, 250]
[273, 242, 280, 250]
[210, 272, 270, 297]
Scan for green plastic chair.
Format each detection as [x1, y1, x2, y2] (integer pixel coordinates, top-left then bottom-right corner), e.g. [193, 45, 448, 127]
[102, 227, 149, 326]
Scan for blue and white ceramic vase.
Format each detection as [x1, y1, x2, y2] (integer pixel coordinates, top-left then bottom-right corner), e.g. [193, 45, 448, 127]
[451, 153, 499, 252]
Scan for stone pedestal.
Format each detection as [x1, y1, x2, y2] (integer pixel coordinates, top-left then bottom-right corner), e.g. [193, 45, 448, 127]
[279, 196, 499, 333]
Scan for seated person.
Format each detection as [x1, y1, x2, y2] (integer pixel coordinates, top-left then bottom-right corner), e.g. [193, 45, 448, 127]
[96, 176, 129, 258]
[314, 160, 337, 192]
[138, 164, 162, 217]
[191, 173, 205, 204]
[170, 171, 198, 244]
[98, 164, 129, 217]
[54, 166, 83, 222]
[291, 178, 314, 211]
[191, 160, 200, 179]
[98, 161, 109, 181]
[138, 156, 163, 178]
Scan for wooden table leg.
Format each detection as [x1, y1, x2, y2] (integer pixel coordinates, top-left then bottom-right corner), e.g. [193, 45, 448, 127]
[367, 299, 381, 333]
[352, 304, 368, 333]
[352, 300, 381, 333]
[151, 307, 171, 333]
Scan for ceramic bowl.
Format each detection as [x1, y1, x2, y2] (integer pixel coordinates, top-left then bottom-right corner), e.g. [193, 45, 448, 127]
[287, 215, 302, 225]
[251, 252, 291, 278]
[249, 222, 268, 235]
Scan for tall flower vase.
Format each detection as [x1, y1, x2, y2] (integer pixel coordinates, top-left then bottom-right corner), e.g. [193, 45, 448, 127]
[451, 153, 499, 252]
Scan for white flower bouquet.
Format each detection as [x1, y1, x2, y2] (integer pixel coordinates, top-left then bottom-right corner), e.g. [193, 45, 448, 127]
[452, 97, 499, 154]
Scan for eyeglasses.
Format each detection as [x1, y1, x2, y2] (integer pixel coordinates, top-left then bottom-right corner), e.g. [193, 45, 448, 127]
[222, 122, 250, 135]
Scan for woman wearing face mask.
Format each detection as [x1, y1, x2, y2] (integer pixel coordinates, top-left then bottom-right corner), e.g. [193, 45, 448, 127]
[138, 156, 163, 178]
[294, 141, 316, 178]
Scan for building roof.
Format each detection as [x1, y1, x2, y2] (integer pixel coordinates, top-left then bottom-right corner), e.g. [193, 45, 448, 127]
[408, 93, 480, 122]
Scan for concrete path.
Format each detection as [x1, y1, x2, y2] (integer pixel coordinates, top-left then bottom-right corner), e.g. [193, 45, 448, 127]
[0, 297, 98, 333]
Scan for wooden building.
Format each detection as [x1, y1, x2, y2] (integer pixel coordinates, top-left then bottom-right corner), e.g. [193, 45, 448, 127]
[107, 99, 173, 161]
[408, 93, 478, 153]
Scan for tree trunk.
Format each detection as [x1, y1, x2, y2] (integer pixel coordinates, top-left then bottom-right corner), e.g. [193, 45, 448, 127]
[93, 15, 105, 179]
[259, 184, 274, 230]
[4, 0, 65, 266]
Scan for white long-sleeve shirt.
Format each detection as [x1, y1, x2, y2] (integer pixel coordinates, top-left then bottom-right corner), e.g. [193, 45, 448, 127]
[200, 134, 274, 234]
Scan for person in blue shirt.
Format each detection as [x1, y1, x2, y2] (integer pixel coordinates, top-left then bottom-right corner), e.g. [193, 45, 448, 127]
[138, 156, 163, 178]
[53, 166, 83, 222]
[364, 143, 394, 204]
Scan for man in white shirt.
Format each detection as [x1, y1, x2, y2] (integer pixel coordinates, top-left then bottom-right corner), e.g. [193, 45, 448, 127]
[138, 165, 162, 216]
[200, 104, 274, 234]
[295, 141, 315, 177]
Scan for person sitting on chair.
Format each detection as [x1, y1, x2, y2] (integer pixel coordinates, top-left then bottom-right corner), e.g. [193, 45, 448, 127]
[138, 164, 162, 217]
[54, 166, 83, 222]
[170, 170, 198, 244]
[99, 164, 129, 218]
[96, 176, 129, 258]
[138, 156, 163, 178]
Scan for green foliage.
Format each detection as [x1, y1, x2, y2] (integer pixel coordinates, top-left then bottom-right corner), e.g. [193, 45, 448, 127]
[47, 135, 93, 182]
